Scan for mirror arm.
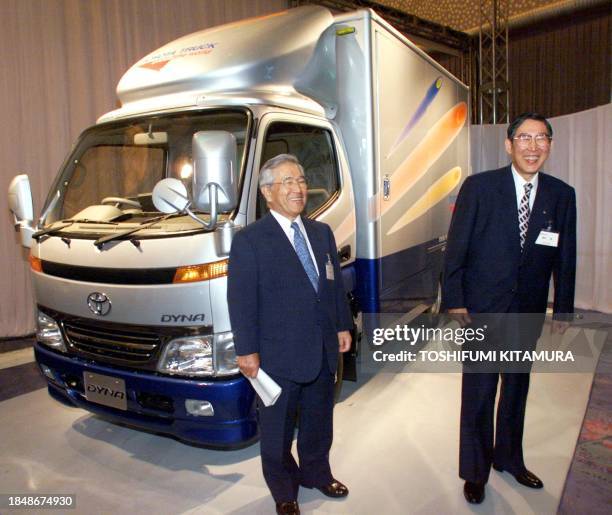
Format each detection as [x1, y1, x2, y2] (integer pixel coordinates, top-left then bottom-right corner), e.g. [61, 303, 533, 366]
[185, 184, 218, 229]
[11, 213, 21, 229]
[14, 220, 36, 248]
[207, 184, 218, 229]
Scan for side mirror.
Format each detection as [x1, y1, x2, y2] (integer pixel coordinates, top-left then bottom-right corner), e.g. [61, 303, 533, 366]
[8, 174, 35, 248]
[192, 131, 239, 228]
[8, 174, 34, 222]
[152, 178, 190, 213]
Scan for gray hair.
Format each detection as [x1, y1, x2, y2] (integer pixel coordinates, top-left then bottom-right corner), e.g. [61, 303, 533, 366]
[259, 153, 304, 188]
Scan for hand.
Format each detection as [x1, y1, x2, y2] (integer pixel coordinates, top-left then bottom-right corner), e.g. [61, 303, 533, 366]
[338, 330, 352, 353]
[552, 320, 570, 335]
[237, 352, 260, 378]
[448, 307, 472, 327]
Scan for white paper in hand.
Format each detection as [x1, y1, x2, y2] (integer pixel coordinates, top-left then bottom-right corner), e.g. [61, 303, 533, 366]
[245, 368, 282, 406]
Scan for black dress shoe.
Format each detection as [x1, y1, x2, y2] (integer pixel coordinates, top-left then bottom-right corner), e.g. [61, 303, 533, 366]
[493, 465, 544, 489]
[463, 481, 485, 504]
[276, 501, 300, 515]
[309, 479, 349, 498]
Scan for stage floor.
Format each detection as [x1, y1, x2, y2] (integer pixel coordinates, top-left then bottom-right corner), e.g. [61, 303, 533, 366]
[0, 355, 596, 514]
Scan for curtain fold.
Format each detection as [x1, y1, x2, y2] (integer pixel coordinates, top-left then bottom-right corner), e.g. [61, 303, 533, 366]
[1, 1, 609, 338]
[1, 0, 288, 337]
[431, 5, 610, 123]
[508, 5, 610, 120]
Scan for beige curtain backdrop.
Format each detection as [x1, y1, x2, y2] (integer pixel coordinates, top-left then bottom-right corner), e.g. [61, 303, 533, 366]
[471, 103, 612, 314]
[1, 0, 288, 338]
[2, 1, 609, 337]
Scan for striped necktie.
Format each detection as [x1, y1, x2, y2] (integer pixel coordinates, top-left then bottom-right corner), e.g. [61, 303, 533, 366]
[518, 183, 533, 250]
[291, 221, 318, 292]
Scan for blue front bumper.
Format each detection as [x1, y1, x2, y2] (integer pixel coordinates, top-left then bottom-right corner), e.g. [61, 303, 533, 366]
[35, 344, 258, 448]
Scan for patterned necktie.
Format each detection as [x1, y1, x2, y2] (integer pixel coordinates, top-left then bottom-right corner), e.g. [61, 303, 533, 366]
[291, 221, 318, 292]
[518, 182, 534, 250]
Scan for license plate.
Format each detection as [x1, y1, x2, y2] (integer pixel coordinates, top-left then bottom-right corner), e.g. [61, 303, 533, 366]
[83, 372, 127, 411]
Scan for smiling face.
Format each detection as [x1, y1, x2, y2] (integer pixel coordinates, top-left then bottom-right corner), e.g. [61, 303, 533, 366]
[505, 118, 552, 180]
[261, 162, 307, 220]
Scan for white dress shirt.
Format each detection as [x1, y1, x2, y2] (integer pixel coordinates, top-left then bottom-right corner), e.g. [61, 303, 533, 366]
[511, 165, 538, 211]
[270, 210, 319, 275]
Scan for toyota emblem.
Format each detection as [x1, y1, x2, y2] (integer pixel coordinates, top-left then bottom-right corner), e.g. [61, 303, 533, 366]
[87, 292, 112, 316]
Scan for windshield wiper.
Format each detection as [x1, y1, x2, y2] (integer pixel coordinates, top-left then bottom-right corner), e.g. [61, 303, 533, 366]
[94, 213, 178, 249]
[33, 219, 119, 241]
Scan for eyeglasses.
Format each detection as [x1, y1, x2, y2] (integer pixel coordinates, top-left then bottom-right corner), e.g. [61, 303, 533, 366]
[267, 176, 308, 188]
[513, 133, 552, 149]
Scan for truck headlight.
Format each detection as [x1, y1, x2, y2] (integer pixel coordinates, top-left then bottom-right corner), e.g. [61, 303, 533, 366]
[213, 331, 239, 376]
[157, 332, 238, 377]
[36, 310, 67, 352]
[157, 336, 214, 376]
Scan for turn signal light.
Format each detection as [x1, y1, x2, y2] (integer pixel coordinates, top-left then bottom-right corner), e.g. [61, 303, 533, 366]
[29, 254, 42, 272]
[173, 259, 229, 283]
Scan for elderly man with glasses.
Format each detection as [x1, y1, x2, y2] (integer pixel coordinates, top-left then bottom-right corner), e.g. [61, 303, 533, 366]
[442, 112, 577, 504]
[227, 154, 352, 515]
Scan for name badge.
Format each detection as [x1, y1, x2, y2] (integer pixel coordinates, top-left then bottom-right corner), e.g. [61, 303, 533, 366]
[325, 254, 334, 280]
[535, 230, 559, 247]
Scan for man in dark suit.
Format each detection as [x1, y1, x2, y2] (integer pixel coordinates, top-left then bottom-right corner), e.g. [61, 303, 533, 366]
[442, 113, 576, 504]
[227, 154, 353, 515]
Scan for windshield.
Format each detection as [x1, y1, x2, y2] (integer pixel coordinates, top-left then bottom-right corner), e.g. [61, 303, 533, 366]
[42, 109, 249, 226]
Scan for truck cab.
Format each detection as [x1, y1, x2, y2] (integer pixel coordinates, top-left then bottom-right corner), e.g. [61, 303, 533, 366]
[11, 97, 357, 447]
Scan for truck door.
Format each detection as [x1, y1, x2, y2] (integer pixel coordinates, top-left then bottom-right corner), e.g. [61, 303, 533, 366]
[247, 114, 356, 270]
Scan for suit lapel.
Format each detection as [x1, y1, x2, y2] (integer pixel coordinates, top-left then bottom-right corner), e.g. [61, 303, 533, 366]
[498, 167, 521, 252]
[263, 214, 303, 268]
[303, 218, 326, 291]
[265, 214, 320, 293]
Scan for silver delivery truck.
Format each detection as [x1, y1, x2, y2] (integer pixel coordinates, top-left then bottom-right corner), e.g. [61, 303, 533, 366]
[8, 5, 469, 447]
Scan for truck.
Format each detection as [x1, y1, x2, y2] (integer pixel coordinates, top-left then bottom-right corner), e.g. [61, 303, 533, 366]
[8, 5, 469, 448]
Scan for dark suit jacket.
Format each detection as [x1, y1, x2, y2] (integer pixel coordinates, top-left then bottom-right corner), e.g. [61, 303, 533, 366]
[227, 213, 353, 383]
[442, 165, 576, 317]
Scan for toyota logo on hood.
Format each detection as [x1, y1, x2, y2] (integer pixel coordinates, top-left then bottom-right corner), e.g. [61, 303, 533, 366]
[87, 292, 112, 316]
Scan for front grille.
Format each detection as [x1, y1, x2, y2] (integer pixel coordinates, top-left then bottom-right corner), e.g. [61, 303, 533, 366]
[41, 260, 177, 284]
[63, 320, 161, 365]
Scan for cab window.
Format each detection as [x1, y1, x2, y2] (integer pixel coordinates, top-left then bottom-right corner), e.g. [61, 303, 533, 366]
[257, 122, 340, 218]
